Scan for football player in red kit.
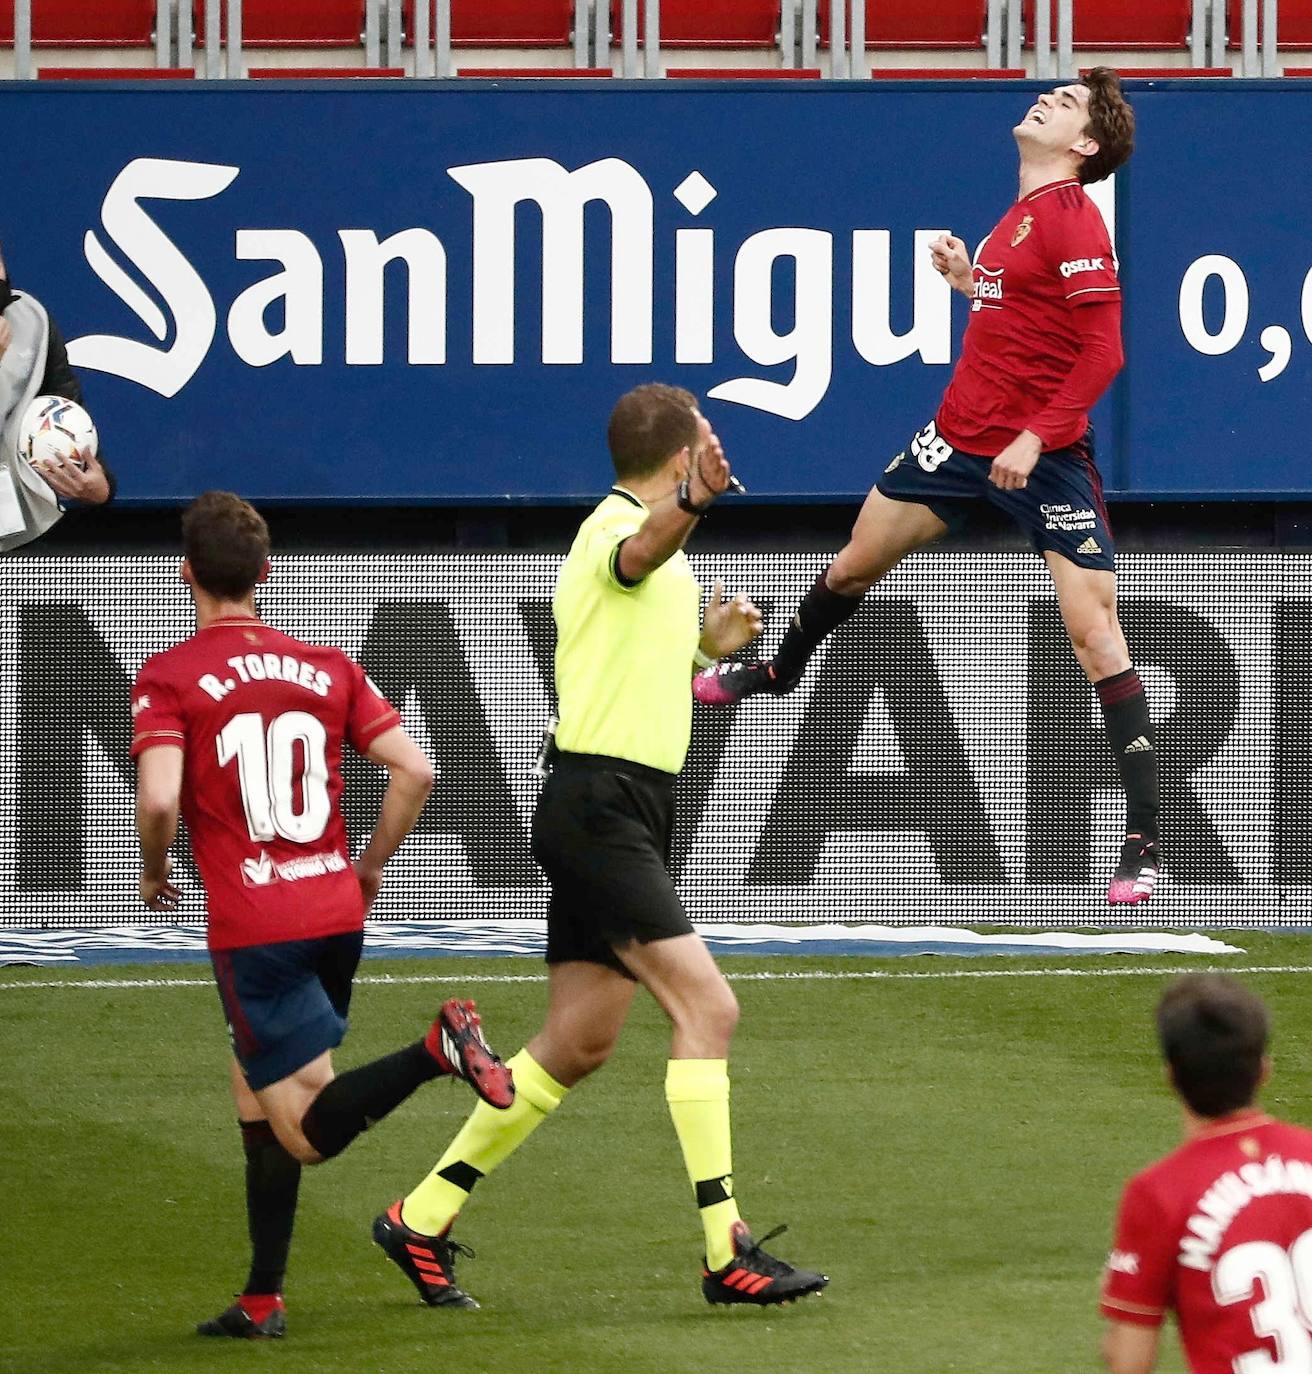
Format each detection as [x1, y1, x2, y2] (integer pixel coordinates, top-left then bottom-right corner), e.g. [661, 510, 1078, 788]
[132, 491, 514, 1339]
[694, 69, 1157, 907]
[1101, 974, 1312, 1374]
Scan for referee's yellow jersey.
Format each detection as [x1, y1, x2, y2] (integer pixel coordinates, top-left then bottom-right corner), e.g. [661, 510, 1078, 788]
[552, 486, 701, 775]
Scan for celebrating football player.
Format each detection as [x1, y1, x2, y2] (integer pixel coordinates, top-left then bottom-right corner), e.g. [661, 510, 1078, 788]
[693, 71, 1157, 908]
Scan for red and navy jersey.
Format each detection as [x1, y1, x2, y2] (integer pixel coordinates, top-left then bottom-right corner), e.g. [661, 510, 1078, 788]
[130, 616, 401, 951]
[936, 177, 1120, 456]
[1101, 1113, 1312, 1374]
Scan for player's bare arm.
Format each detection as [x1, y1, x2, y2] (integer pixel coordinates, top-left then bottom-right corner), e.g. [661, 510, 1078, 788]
[1102, 1321, 1159, 1374]
[699, 577, 764, 666]
[136, 744, 184, 910]
[929, 233, 974, 297]
[616, 412, 733, 583]
[354, 724, 435, 913]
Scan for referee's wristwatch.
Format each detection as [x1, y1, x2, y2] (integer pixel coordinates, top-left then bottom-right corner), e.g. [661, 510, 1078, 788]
[676, 478, 714, 516]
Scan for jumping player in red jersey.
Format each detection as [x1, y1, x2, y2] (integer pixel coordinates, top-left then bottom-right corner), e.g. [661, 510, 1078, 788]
[1101, 973, 1312, 1374]
[131, 491, 514, 1339]
[694, 70, 1158, 907]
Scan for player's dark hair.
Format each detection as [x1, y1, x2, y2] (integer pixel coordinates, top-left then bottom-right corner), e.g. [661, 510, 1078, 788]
[1156, 974, 1269, 1118]
[1079, 67, 1135, 185]
[182, 490, 270, 598]
[607, 383, 700, 482]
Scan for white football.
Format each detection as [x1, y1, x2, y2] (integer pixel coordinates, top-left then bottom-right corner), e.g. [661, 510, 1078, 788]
[19, 395, 98, 474]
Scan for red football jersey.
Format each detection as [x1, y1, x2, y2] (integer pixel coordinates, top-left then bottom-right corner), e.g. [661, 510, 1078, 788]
[1101, 1113, 1312, 1374]
[130, 616, 402, 951]
[936, 177, 1120, 456]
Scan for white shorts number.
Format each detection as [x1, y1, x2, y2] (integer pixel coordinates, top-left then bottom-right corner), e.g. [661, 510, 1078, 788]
[911, 420, 953, 473]
[217, 711, 332, 845]
[1213, 1229, 1312, 1372]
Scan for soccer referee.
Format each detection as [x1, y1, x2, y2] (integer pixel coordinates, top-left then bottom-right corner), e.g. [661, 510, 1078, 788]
[373, 383, 829, 1308]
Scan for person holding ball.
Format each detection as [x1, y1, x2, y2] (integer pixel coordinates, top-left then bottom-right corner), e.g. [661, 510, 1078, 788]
[0, 237, 114, 552]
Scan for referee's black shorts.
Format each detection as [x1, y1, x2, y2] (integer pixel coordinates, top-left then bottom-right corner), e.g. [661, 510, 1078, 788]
[531, 752, 694, 977]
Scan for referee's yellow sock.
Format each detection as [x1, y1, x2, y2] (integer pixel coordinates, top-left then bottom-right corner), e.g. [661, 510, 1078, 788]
[401, 1049, 567, 1236]
[665, 1058, 741, 1272]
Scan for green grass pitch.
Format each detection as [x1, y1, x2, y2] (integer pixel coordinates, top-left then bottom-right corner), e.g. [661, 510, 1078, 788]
[4, 936, 1311, 1374]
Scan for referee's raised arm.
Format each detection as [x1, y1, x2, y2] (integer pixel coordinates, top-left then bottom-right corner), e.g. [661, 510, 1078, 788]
[613, 407, 733, 584]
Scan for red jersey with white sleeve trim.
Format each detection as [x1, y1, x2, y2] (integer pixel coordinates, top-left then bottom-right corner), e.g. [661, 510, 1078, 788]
[1101, 1113, 1312, 1374]
[130, 616, 402, 952]
[936, 177, 1121, 456]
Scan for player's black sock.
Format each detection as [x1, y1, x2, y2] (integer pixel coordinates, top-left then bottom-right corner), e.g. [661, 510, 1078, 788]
[771, 568, 863, 685]
[1095, 667, 1159, 841]
[300, 1041, 441, 1161]
[239, 1119, 301, 1296]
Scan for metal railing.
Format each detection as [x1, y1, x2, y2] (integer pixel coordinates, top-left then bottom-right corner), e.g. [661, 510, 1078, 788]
[825, 0, 1277, 79]
[2, 0, 1293, 80]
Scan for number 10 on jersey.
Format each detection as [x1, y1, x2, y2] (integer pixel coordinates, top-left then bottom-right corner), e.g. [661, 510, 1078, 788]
[217, 711, 332, 845]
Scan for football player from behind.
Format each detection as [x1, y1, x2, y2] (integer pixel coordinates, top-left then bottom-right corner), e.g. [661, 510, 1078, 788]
[132, 491, 514, 1339]
[1101, 974, 1312, 1373]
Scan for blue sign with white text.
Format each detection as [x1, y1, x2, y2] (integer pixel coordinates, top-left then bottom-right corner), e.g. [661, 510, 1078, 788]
[0, 79, 1306, 503]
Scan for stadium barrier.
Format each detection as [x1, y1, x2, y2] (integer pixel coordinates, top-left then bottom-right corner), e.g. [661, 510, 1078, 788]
[2, 551, 1307, 928]
[2, 79, 1308, 503]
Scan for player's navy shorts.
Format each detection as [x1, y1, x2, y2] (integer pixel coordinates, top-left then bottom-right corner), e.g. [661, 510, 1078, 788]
[876, 418, 1116, 572]
[531, 752, 694, 978]
[210, 929, 364, 1090]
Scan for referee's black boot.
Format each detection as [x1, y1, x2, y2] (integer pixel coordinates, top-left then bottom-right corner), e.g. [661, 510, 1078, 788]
[373, 1202, 480, 1309]
[702, 1222, 828, 1307]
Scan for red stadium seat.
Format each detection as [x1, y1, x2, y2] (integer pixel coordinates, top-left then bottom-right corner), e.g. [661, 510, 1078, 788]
[614, 0, 780, 49]
[820, 0, 986, 48]
[248, 67, 404, 77]
[193, 0, 364, 46]
[39, 65, 195, 78]
[406, 0, 574, 47]
[870, 66, 1023, 76]
[1227, 0, 1312, 47]
[666, 66, 820, 76]
[0, 0, 154, 46]
[1022, 0, 1190, 49]
[457, 66, 612, 75]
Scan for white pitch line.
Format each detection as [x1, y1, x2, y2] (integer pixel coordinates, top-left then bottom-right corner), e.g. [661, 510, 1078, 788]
[0, 963, 1308, 993]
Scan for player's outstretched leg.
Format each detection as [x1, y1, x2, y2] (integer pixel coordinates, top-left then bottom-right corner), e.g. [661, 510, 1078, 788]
[292, 996, 514, 1161]
[694, 490, 943, 708]
[702, 1222, 829, 1307]
[426, 998, 515, 1109]
[692, 569, 862, 706]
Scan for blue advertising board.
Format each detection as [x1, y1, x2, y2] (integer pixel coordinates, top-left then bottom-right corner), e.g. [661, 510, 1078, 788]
[0, 79, 1306, 503]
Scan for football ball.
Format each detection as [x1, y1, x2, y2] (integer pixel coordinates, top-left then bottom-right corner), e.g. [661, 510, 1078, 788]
[19, 395, 98, 473]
